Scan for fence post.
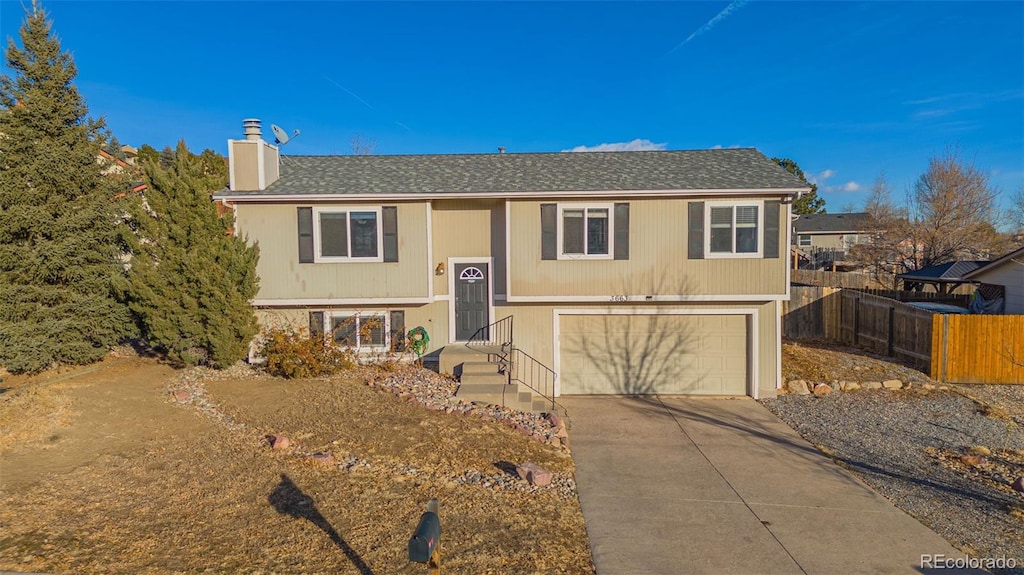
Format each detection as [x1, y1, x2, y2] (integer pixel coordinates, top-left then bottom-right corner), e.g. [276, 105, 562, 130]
[853, 294, 860, 346]
[887, 306, 895, 357]
[941, 314, 950, 383]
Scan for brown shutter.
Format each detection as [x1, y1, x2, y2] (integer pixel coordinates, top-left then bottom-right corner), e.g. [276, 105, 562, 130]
[541, 203, 557, 260]
[309, 311, 324, 339]
[390, 310, 406, 352]
[383, 206, 399, 262]
[687, 202, 704, 259]
[613, 203, 630, 260]
[764, 200, 780, 259]
[298, 207, 314, 263]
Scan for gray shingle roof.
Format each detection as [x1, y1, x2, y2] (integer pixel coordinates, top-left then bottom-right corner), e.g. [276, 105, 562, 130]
[897, 261, 989, 282]
[793, 212, 871, 233]
[221, 148, 809, 196]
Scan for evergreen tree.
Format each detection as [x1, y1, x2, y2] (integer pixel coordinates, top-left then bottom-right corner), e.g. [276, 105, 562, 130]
[137, 143, 159, 166]
[0, 4, 134, 373]
[116, 142, 260, 368]
[773, 157, 826, 214]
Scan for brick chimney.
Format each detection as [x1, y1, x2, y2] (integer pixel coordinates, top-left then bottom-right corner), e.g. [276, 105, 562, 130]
[228, 118, 280, 191]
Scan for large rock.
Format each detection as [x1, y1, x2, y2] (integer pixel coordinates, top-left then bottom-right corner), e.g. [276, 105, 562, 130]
[545, 412, 563, 428]
[310, 453, 335, 467]
[863, 381, 882, 390]
[786, 380, 810, 395]
[882, 379, 903, 389]
[516, 462, 552, 486]
[812, 384, 833, 396]
[267, 435, 291, 449]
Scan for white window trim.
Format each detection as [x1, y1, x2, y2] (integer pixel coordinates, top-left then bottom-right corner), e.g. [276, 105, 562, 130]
[798, 234, 812, 247]
[705, 200, 764, 259]
[312, 206, 385, 263]
[325, 311, 390, 351]
[556, 203, 615, 260]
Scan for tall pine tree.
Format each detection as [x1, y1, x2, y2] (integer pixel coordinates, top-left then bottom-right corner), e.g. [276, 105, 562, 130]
[116, 142, 260, 368]
[0, 4, 135, 373]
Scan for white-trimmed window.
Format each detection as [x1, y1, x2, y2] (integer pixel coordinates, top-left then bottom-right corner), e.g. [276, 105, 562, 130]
[327, 311, 389, 350]
[798, 234, 812, 247]
[706, 201, 763, 258]
[313, 207, 383, 263]
[558, 204, 614, 259]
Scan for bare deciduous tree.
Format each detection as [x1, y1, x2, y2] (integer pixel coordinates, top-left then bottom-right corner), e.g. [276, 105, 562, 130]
[848, 173, 910, 288]
[906, 148, 1001, 268]
[1011, 185, 1024, 232]
[350, 135, 376, 155]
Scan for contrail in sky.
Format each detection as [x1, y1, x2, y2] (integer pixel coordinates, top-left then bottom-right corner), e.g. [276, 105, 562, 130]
[322, 75, 377, 111]
[322, 75, 415, 133]
[665, 0, 750, 57]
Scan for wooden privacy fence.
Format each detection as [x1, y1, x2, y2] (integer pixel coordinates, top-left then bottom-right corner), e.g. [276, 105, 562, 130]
[783, 286, 841, 340]
[838, 291, 935, 369]
[931, 315, 1024, 384]
[791, 269, 893, 289]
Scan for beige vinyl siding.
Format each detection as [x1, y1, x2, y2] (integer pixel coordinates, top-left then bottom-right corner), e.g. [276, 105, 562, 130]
[236, 202, 429, 300]
[431, 200, 507, 296]
[972, 264, 1024, 314]
[261, 142, 279, 186]
[508, 198, 786, 298]
[230, 141, 260, 191]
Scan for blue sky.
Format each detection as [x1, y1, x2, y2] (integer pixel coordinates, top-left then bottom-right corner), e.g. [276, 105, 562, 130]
[2, 1, 1022, 212]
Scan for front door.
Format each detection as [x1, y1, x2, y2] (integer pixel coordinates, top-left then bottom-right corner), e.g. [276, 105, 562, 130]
[454, 262, 490, 341]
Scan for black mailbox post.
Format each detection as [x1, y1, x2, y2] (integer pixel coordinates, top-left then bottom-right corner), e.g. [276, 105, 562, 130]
[408, 499, 441, 574]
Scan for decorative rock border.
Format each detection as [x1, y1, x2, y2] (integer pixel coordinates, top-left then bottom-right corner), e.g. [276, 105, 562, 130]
[782, 378, 949, 395]
[164, 362, 578, 499]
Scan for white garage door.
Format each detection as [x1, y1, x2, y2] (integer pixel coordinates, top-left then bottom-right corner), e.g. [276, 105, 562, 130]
[559, 314, 748, 395]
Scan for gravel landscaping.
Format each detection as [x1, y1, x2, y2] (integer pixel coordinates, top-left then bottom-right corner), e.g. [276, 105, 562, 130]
[764, 376, 1024, 573]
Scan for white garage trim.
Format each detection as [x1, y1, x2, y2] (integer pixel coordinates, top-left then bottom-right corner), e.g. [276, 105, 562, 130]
[552, 307, 760, 398]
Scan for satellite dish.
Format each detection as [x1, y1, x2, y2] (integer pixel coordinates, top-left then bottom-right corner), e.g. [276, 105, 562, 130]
[270, 124, 301, 146]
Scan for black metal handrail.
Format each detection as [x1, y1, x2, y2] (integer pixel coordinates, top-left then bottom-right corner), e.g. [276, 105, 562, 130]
[464, 314, 560, 413]
[507, 348, 559, 412]
[466, 315, 513, 350]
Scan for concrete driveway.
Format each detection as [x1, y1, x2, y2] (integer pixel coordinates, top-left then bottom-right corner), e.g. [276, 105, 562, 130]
[561, 396, 982, 575]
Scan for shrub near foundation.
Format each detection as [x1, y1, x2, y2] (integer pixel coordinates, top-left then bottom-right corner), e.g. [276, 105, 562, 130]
[260, 328, 356, 379]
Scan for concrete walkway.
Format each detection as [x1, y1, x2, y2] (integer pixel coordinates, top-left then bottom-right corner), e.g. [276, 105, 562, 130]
[561, 396, 984, 575]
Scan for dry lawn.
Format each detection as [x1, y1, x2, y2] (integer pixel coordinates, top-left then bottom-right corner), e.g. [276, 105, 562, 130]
[0, 357, 593, 574]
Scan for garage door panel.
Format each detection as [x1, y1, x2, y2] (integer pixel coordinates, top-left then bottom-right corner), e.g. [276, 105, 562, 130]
[559, 314, 747, 396]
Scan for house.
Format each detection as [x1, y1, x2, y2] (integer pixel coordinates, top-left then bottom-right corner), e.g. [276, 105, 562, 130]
[962, 246, 1024, 314]
[791, 212, 872, 270]
[213, 119, 809, 402]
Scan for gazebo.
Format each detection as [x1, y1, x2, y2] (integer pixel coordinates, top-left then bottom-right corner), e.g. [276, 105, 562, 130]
[896, 261, 988, 294]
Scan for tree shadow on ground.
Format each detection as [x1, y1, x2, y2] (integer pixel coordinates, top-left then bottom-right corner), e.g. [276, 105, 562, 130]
[267, 474, 375, 575]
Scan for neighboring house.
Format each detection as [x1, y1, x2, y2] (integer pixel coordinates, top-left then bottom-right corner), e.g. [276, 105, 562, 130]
[99, 146, 147, 198]
[792, 212, 872, 250]
[791, 212, 872, 270]
[214, 120, 809, 400]
[962, 246, 1024, 314]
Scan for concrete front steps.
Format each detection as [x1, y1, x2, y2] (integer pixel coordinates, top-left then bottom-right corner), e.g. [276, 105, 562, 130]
[438, 345, 549, 412]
